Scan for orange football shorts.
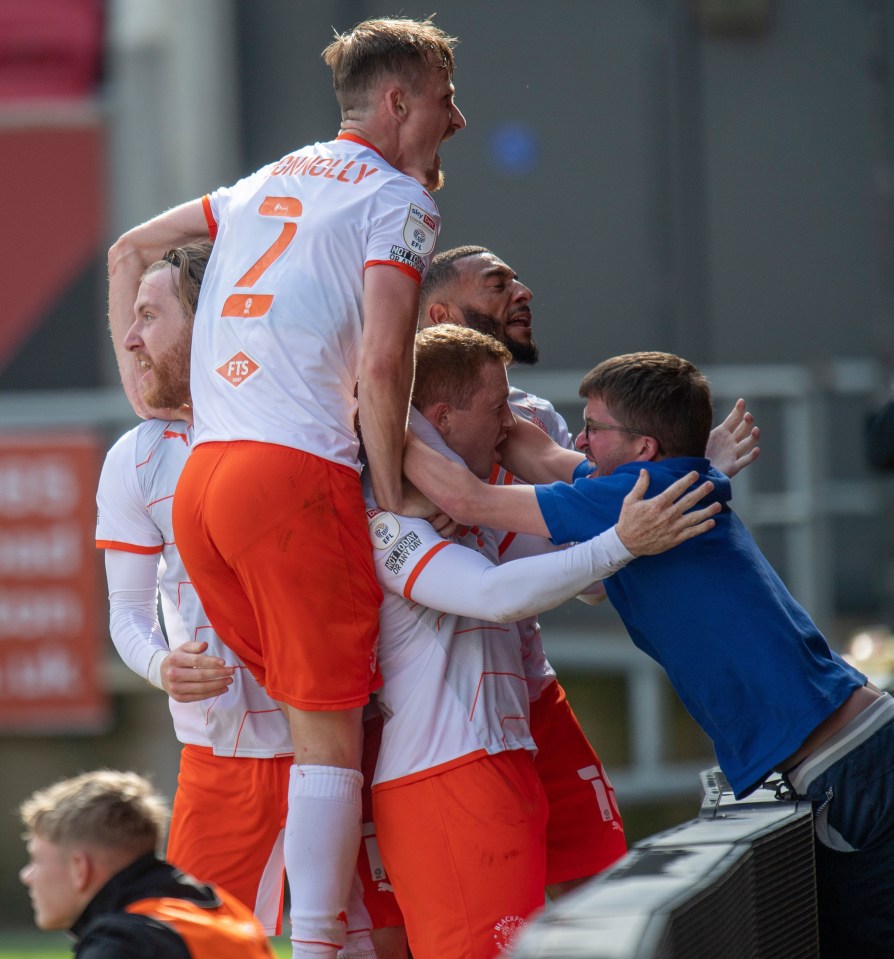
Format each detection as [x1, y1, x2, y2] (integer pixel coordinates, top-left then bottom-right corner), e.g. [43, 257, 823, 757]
[173, 441, 382, 710]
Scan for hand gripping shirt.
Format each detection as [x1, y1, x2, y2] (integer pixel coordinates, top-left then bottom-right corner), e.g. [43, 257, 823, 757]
[96, 419, 292, 758]
[193, 134, 441, 467]
[535, 457, 867, 797]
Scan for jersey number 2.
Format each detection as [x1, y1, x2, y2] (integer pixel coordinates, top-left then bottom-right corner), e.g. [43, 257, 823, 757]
[221, 196, 302, 319]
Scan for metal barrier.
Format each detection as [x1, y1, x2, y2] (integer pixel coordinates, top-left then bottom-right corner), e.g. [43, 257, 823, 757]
[509, 768, 818, 959]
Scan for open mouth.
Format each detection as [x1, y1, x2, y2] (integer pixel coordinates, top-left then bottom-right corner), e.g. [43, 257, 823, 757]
[507, 311, 532, 331]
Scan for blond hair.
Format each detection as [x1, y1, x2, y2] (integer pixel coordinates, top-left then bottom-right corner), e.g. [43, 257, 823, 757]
[20, 770, 168, 856]
[322, 17, 457, 115]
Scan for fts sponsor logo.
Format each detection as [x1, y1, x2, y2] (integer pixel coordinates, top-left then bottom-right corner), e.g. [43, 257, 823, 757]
[215, 352, 260, 387]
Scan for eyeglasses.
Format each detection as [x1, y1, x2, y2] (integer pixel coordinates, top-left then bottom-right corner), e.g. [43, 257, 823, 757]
[583, 419, 647, 440]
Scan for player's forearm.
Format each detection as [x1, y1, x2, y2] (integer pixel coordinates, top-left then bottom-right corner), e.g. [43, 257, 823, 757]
[105, 550, 168, 688]
[109, 200, 208, 418]
[359, 360, 413, 512]
[108, 588, 168, 689]
[411, 527, 631, 622]
[108, 239, 153, 417]
[359, 266, 421, 511]
[499, 416, 583, 484]
[403, 433, 550, 535]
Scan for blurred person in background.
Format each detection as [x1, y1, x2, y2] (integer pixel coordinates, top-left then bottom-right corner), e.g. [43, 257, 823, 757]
[19, 769, 274, 958]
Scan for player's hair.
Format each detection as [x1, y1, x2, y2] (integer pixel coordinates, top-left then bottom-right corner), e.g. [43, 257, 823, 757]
[419, 245, 491, 310]
[142, 240, 213, 324]
[20, 770, 168, 856]
[578, 352, 713, 457]
[413, 325, 510, 411]
[322, 17, 457, 115]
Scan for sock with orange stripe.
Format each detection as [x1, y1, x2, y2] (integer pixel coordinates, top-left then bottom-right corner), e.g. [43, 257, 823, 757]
[337, 870, 376, 959]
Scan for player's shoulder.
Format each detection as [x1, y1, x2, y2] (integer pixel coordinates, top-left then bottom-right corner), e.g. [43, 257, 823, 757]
[508, 385, 557, 411]
[133, 418, 189, 461]
[103, 419, 161, 470]
[509, 386, 572, 448]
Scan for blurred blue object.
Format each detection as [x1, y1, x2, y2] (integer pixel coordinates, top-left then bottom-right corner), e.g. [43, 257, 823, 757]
[489, 121, 540, 176]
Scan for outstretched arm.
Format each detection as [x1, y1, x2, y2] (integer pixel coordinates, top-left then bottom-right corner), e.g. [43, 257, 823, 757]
[706, 398, 760, 477]
[404, 430, 550, 534]
[400, 470, 718, 621]
[405, 431, 718, 543]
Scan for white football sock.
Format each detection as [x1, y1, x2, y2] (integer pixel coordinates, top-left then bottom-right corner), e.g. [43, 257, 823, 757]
[337, 869, 376, 959]
[286, 764, 363, 959]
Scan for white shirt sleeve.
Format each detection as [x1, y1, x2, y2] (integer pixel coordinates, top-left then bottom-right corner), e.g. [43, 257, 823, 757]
[401, 525, 632, 623]
[96, 428, 164, 552]
[105, 549, 168, 690]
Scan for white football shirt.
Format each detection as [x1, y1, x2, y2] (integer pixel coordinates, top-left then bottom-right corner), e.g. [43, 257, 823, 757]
[96, 419, 292, 758]
[192, 134, 441, 467]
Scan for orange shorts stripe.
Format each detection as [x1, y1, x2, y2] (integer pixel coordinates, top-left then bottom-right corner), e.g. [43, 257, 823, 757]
[172, 442, 382, 710]
[531, 680, 626, 884]
[165, 745, 292, 934]
[373, 749, 547, 959]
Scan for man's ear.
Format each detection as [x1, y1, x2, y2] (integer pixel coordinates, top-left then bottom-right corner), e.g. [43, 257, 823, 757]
[384, 85, 407, 121]
[427, 302, 464, 327]
[69, 849, 93, 894]
[425, 400, 452, 437]
[427, 302, 451, 326]
[639, 435, 662, 462]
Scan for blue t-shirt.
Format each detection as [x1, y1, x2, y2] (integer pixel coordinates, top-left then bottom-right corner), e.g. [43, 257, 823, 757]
[535, 457, 866, 797]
